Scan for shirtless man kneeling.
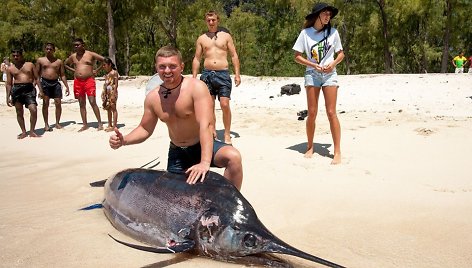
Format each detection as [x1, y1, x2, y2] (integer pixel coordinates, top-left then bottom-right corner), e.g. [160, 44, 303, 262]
[110, 46, 243, 190]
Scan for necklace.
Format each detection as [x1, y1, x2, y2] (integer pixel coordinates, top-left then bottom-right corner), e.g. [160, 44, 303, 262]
[160, 76, 184, 98]
[206, 31, 218, 40]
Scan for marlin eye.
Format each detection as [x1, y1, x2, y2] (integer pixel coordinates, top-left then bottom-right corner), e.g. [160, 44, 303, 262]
[243, 234, 257, 248]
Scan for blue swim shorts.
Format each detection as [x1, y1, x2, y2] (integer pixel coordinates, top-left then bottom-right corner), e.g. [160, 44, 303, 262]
[304, 70, 339, 88]
[200, 69, 232, 100]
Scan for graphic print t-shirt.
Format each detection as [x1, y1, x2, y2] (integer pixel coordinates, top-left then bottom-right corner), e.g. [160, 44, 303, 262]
[292, 27, 343, 72]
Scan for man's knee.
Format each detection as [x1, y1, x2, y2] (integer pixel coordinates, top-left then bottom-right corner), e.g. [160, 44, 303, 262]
[219, 97, 230, 109]
[88, 96, 97, 105]
[215, 146, 242, 167]
[28, 104, 38, 114]
[225, 147, 242, 164]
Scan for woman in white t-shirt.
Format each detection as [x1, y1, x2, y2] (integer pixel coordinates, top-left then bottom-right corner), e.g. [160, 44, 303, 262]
[292, 2, 344, 164]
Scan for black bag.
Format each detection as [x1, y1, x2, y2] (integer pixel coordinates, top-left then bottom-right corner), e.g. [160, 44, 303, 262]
[280, 84, 301, 95]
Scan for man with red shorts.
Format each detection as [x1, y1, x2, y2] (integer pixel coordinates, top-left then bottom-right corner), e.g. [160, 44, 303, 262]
[65, 38, 104, 131]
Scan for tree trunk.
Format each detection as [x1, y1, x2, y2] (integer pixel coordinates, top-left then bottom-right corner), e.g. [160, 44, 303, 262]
[376, 0, 393, 74]
[125, 33, 130, 76]
[440, 0, 452, 73]
[158, 0, 178, 47]
[341, 23, 351, 75]
[107, 0, 117, 65]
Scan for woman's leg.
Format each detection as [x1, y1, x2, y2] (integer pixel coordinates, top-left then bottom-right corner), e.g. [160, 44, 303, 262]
[322, 86, 341, 164]
[305, 86, 321, 158]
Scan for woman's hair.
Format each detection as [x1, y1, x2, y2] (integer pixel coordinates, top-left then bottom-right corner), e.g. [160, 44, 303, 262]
[104, 57, 116, 70]
[303, 11, 332, 35]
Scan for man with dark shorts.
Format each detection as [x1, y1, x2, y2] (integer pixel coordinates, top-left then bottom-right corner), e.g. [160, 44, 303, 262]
[110, 46, 243, 190]
[5, 49, 42, 139]
[192, 10, 241, 144]
[36, 43, 70, 131]
[64, 38, 104, 131]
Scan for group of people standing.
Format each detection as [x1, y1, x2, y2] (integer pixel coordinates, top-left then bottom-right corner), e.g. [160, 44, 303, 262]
[4, 4, 345, 190]
[3, 38, 119, 138]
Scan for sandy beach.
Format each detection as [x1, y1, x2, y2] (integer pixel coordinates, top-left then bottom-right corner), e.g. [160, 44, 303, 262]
[1, 73, 471, 268]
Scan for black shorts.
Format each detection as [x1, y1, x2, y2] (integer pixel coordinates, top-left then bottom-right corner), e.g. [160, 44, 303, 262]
[41, 77, 62, 99]
[166, 140, 230, 174]
[200, 69, 232, 100]
[11, 83, 37, 107]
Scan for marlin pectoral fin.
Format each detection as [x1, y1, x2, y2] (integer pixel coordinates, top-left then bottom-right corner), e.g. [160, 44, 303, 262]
[90, 179, 107, 187]
[108, 234, 195, 254]
[79, 203, 103, 210]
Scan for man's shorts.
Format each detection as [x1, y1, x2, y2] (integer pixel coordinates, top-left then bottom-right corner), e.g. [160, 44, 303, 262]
[167, 140, 230, 174]
[455, 68, 464, 74]
[11, 83, 37, 107]
[74, 77, 96, 98]
[304, 69, 339, 88]
[199, 69, 232, 100]
[41, 77, 62, 99]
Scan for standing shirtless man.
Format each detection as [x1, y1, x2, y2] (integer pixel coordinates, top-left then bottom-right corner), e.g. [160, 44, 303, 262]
[192, 10, 241, 144]
[36, 42, 70, 131]
[65, 38, 104, 131]
[5, 48, 42, 139]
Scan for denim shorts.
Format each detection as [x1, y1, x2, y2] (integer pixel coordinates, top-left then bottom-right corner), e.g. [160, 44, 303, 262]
[304, 70, 339, 88]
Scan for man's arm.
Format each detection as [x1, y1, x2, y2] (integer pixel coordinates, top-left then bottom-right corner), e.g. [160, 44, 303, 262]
[185, 79, 214, 184]
[59, 60, 70, 96]
[109, 91, 159, 149]
[192, 38, 203, 78]
[227, 35, 241, 86]
[91, 52, 105, 75]
[5, 68, 13, 106]
[64, 56, 75, 73]
[32, 63, 43, 96]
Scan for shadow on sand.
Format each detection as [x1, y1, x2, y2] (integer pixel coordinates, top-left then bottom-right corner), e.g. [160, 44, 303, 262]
[286, 142, 334, 159]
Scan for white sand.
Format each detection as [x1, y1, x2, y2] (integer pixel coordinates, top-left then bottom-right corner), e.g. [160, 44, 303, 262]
[1, 73, 471, 268]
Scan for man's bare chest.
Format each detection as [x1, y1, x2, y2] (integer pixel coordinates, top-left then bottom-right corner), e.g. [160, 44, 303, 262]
[158, 99, 194, 123]
[41, 60, 61, 71]
[12, 64, 33, 77]
[74, 53, 94, 65]
[202, 38, 228, 52]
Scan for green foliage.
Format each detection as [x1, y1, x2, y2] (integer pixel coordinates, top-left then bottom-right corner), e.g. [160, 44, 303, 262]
[0, 0, 470, 75]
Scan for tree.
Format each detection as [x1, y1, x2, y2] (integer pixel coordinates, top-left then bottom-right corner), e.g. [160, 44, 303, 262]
[375, 0, 394, 73]
[106, 0, 117, 65]
[440, 0, 452, 73]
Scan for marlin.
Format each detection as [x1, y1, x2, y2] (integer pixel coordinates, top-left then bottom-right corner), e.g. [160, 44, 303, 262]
[92, 168, 345, 268]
